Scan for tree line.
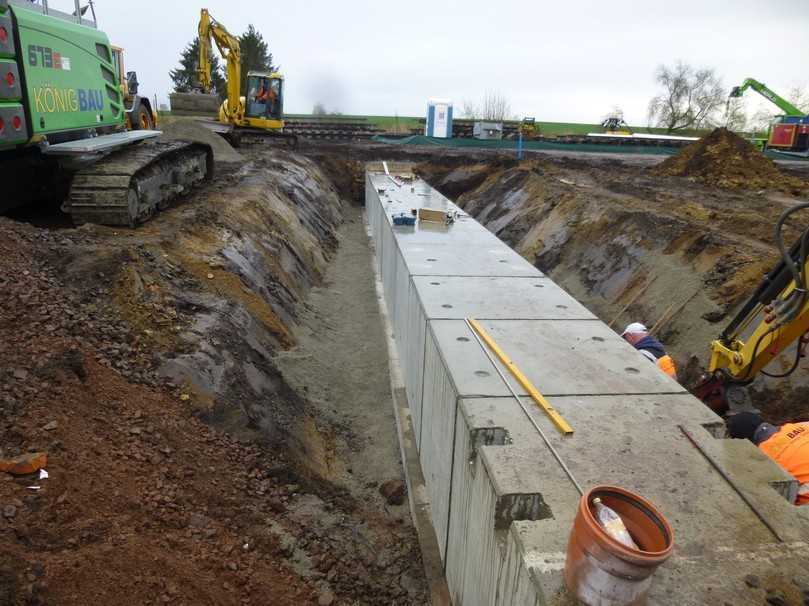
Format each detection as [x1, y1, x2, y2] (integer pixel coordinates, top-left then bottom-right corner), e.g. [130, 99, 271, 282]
[460, 62, 807, 133]
[647, 61, 807, 133]
[170, 24, 275, 99]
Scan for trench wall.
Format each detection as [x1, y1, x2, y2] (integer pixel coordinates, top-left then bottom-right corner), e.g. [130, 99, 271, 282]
[366, 164, 809, 605]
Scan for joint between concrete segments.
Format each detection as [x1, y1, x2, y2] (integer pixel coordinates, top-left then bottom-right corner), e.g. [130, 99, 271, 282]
[494, 493, 554, 529]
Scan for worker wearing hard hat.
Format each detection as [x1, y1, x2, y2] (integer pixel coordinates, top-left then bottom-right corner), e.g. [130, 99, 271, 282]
[728, 412, 809, 506]
[621, 322, 678, 380]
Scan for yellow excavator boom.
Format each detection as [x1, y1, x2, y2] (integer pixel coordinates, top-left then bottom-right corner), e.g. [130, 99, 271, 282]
[697, 202, 809, 413]
[195, 8, 286, 135]
[197, 8, 244, 123]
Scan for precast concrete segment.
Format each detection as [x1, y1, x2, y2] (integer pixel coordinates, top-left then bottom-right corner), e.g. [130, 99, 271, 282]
[405, 276, 596, 449]
[449, 392, 809, 604]
[365, 165, 809, 606]
[411, 276, 596, 321]
[447, 398, 576, 606]
[427, 319, 687, 399]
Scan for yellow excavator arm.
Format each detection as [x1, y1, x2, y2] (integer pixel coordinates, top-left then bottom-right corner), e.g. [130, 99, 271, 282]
[196, 8, 243, 122]
[698, 202, 809, 412]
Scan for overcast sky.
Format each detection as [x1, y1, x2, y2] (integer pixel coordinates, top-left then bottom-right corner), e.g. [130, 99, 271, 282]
[81, 0, 809, 123]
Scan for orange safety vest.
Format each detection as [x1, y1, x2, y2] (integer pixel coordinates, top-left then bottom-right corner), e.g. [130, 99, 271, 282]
[656, 354, 677, 380]
[759, 423, 809, 505]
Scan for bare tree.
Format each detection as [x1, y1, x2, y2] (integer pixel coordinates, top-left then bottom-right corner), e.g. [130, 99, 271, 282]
[312, 102, 327, 115]
[786, 85, 809, 113]
[481, 90, 512, 121]
[647, 62, 726, 132]
[461, 99, 480, 119]
[750, 85, 809, 132]
[462, 91, 512, 121]
[723, 97, 748, 131]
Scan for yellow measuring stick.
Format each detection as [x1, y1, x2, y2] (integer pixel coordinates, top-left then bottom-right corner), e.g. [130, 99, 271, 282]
[467, 318, 574, 435]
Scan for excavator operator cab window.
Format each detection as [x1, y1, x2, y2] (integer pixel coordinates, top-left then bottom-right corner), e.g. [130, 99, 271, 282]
[111, 48, 124, 85]
[246, 75, 283, 120]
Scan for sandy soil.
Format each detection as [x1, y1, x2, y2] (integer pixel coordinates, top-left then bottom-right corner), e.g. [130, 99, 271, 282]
[273, 207, 426, 602]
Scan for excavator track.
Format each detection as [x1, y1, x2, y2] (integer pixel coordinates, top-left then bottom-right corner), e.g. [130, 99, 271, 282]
[62, 140, 214, 227]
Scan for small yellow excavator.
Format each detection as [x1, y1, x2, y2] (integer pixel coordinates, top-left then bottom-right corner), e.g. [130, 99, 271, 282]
[695, 202, 809, 414]
[196, 9, 295, 146]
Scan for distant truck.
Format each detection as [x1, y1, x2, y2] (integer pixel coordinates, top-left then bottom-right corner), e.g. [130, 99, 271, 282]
[730, 78, 808, 156]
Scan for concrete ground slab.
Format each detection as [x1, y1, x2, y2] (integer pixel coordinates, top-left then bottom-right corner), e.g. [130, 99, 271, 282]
[428, 319, 686, 399]
[411, 276, 596, 320]
[399, 241, 542, 278]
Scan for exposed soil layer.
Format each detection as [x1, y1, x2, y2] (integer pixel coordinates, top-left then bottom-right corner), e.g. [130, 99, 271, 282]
[418, 154, 809, 424]
[0, 144, 426, 605]
[653, 127, 807, 191]
[158, 118, 244, 166]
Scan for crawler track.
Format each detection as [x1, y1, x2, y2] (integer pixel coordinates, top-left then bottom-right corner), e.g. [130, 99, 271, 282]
[63, 140, 213, 226]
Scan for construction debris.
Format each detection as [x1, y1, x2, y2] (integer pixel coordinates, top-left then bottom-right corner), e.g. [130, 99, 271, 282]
[0, 452, 48, 475]
[653, 127, 806, 190]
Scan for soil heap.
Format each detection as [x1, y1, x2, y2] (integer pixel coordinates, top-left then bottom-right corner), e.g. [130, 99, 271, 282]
[654, 127, 806, 191]
[159, 118, 243, 166]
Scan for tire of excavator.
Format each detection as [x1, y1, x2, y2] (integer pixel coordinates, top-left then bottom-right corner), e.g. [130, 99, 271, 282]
[130, 103, 154, 131]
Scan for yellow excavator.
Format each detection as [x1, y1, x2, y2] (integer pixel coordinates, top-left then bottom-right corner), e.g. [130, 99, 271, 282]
[695, 202, 809, 414]
[196, 9, 295, 146]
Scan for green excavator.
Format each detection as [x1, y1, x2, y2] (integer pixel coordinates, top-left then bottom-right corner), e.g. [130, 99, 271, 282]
[730, 78, 808, 155]
[0, 0, 213, 225]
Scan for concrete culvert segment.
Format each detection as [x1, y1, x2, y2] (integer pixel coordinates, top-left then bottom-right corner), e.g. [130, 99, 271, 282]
[367, 161, 809, 606]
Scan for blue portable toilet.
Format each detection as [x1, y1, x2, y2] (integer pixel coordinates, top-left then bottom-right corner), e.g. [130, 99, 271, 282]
[425, 98, 453, 138]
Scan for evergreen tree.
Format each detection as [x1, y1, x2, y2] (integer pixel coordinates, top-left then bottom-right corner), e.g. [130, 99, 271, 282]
[238, 25, 274, 95]
[169, 37, 227, 99]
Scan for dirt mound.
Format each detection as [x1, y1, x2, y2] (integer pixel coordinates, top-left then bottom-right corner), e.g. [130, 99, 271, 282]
[654, 127, 806, 190]
[159, 118, 243, 166]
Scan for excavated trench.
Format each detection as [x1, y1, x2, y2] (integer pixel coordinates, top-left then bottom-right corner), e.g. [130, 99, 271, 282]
[0, 141, 425, 605]
[5, 127, 807, 603]
[417, 155, 809, 423]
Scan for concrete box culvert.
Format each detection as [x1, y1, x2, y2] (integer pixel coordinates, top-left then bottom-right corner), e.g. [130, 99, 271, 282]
[366, 164, 809, 606]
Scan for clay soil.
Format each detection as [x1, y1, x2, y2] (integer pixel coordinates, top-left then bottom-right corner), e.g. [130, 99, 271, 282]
[653, 127, 808, 191]
[0, 139, 426, 605]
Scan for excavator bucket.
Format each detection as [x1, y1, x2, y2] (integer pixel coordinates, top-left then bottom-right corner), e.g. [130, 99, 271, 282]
[729, 86, 743, 98]
[170, 92, 221, 115]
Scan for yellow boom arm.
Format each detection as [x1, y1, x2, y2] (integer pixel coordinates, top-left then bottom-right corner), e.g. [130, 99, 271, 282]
[197, 8, 244, 122]
[708, 204, 809, 382]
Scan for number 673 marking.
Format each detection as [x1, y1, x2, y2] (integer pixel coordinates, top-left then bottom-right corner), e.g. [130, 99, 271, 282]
[28, 45, 54, 68]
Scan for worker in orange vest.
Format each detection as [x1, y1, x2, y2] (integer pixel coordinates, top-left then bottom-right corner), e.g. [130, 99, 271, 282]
[727, 411, 809, 505]
[621, 322, 678, 380]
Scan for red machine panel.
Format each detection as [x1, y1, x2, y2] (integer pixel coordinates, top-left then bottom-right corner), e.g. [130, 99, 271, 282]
[769, 123, 797, 148]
